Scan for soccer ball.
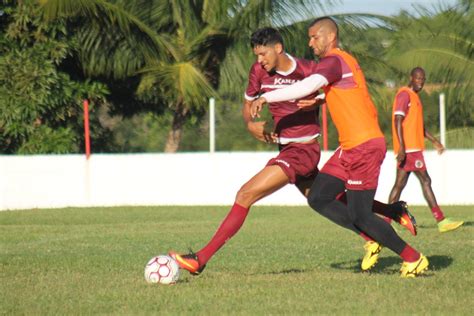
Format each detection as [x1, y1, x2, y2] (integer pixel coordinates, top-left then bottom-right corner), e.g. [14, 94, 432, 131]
[144, 255, 180, 285]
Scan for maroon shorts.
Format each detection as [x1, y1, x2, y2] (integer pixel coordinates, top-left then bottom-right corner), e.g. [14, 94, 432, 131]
[398, 151, 427, 171]
[266, 142, 320, 184]
[321, 137, 386, 190]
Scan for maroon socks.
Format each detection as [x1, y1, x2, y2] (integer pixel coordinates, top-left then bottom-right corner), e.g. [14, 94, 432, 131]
[197, 203, 249, 266]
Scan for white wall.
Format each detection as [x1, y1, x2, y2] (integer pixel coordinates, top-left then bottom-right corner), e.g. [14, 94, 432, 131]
[1, 150, 473, 210]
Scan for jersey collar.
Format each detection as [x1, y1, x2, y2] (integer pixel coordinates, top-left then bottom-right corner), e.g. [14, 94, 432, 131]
[276, 54, 297, 76]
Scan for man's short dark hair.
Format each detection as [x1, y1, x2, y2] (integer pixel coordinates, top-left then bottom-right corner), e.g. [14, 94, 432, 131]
[250, 27, 284, 48]
[309, 16, 339, 38]
[410, 67, 425, 76]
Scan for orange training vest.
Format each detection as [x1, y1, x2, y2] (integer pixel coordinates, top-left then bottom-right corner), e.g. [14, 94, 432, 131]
[392, 87, 425, 153]
[323, 48, 384, 149]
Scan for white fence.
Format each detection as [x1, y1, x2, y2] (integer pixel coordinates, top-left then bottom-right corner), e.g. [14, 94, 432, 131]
[1, 150, 473, 211]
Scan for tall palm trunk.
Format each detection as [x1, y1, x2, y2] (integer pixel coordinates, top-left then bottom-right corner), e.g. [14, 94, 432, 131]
[164, 101, 189, 153]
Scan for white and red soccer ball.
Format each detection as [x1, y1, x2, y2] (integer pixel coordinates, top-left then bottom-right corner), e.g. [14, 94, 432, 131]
[144, 255, 179, 285]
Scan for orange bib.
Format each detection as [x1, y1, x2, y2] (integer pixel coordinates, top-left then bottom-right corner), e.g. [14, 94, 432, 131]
[323, 48, 383, 149]
[392, 87, 425, 153]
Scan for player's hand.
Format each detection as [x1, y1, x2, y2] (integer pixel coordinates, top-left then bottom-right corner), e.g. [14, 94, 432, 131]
[247, 121, 267, 142]
[247, 121, 278, 144]
[269, 132, 279, 144]
[250, 97, 267, 119]
[297, 98, 318, 111]
[433, 141, 445, 155]
[297, 94, 325, 111]
[396, 149, 406, 165]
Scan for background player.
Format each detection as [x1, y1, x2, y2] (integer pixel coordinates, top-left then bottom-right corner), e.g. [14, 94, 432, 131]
[388, 67, 464, 233]
[251, 18, 428, 277]
[170, 27, 415, 276]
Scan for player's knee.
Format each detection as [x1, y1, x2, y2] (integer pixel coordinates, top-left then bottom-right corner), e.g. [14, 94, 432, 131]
[307, 188, 331, 212]
[353, 216, 373, 232]
[235, 187, 257, 206]
[420, 175, 431, 186]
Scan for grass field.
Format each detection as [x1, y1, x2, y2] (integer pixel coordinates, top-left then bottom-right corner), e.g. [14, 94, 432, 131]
[1, 205, 473, 315]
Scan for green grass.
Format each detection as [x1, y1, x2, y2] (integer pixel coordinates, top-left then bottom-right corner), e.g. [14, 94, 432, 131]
[426, 127, 474, 149]
[1, 205, 473, 315]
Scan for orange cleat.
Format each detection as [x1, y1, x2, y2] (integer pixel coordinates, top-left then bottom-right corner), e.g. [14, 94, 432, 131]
[393, 201, 417, 236]
[168, 251, 206, 275]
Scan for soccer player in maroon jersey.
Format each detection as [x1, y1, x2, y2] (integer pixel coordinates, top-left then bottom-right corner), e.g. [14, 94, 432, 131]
[389, 67, 463, 233]
[251, 18, 428, 277]
[169, 27, 415, 276]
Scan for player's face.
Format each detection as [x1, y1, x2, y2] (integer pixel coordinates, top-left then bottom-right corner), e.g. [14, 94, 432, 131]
[411, 71, 426, 92]
[308, 25, 330, 57]
[253, 44, 279, 73]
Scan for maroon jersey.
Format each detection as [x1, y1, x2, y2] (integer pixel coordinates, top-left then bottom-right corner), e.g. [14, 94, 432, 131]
[393, 91, 411, 116]
[245, 54, 321, 141]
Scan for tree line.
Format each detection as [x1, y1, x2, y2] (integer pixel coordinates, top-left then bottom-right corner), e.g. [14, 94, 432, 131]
[0, 0, 472, 154]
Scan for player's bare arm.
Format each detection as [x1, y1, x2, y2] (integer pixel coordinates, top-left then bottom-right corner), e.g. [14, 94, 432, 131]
[243, 100, 277, 143]
[250, 97, 267, 119]
[424, 128, 445, 154]
[394, 115, 406, 163]
[297, 93, 326, 111]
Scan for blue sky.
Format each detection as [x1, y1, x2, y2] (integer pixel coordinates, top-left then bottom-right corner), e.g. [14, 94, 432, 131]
[323, 0, 459, 16]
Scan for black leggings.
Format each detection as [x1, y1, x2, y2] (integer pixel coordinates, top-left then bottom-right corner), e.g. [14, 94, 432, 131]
[307, 173, 360, 234]
[308, 173, 406, 254]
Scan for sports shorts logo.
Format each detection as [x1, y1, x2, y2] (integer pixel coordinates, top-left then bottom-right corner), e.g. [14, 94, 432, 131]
[275, 159, 290, 168]
[415, 160, 424, 169]
[348, 179, 363, 185]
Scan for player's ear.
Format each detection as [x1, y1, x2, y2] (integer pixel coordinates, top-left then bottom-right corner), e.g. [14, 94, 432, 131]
[275, 43, 283, 54]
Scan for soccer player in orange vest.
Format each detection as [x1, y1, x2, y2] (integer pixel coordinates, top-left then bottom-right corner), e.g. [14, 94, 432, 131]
[251, 17, 428, 277]
[169, 27, 416, 277]
[388, 67, 464, 233]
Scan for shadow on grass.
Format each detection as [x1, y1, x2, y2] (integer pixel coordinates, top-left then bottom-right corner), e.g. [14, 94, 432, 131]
[460, 221, 473, 227]
[416, 224, 434, 229]
[428, 255, 454, 271]
[330, 255, 453, 275]
[264, 268, 307, 275]
[219, 254, 455, 277]
[330, 257, 397, 273]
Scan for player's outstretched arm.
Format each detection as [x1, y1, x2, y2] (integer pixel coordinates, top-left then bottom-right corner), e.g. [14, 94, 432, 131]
[262, 74, 329, 103]
[297, 93, 326, 111]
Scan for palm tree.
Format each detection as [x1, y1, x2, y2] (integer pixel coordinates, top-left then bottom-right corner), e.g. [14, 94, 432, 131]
[386, 0, 473, 129]
[39, 0, 334, 152]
